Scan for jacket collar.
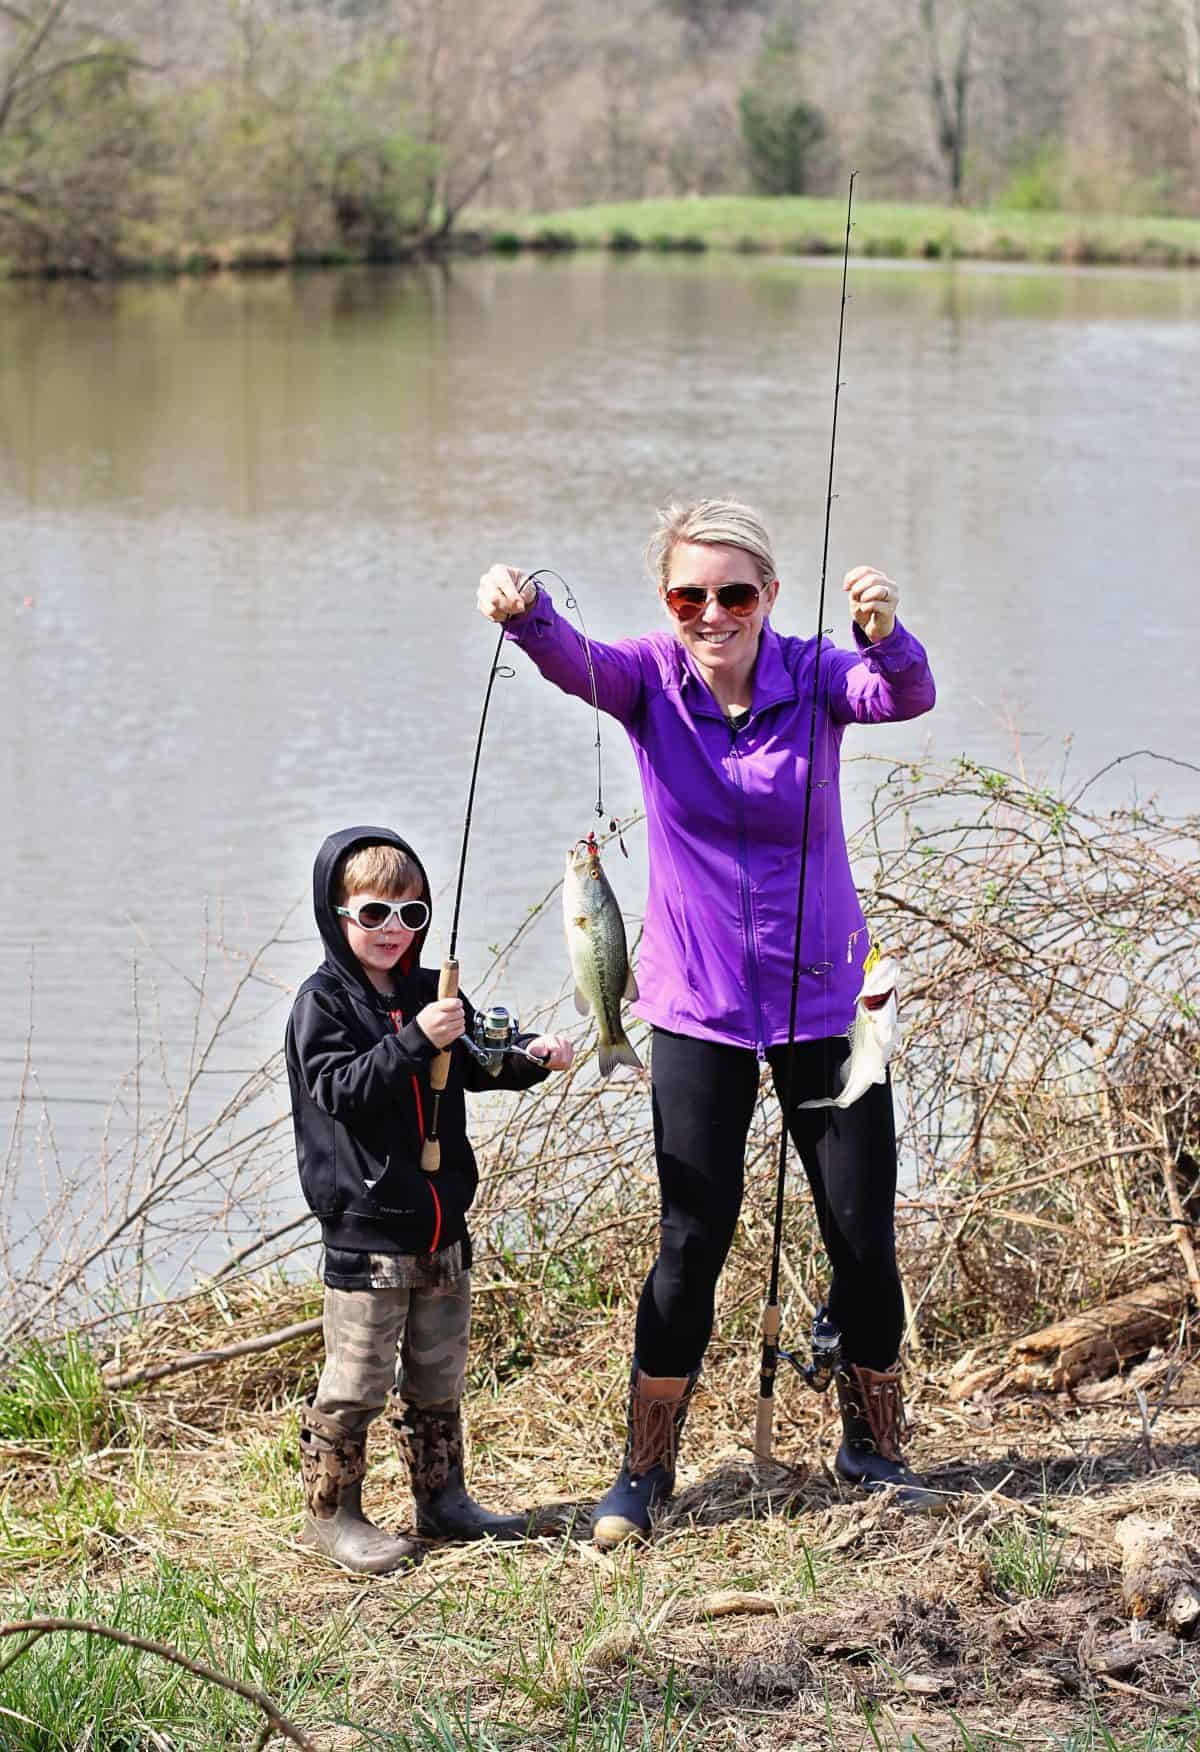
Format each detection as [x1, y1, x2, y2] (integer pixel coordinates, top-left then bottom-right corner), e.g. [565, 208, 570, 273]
[677, 621, 798, 722]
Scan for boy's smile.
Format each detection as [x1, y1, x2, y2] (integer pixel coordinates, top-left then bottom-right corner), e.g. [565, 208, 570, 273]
[340, 882, 424, 992]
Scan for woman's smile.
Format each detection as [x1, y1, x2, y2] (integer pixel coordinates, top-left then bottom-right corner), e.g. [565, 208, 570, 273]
[662, 540, 778, 704]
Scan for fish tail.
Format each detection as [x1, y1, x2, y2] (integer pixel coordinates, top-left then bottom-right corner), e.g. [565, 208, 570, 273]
[598, 1036, 643, 1078]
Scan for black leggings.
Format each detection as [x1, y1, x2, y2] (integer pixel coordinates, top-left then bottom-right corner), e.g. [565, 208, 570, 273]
[635, 1028, 904, 1377]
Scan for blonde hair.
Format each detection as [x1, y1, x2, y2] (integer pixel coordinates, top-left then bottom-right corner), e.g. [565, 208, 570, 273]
[645, 498, 778, 591]
[336, 844, 421, 904]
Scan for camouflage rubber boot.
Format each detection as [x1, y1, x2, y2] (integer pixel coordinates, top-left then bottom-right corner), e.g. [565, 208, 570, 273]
[590, 1363, 698, 1549]
[390, 1396, 531, 1541]
[834, 1362, 943, 1513]
[298, 1399, 419, 1574]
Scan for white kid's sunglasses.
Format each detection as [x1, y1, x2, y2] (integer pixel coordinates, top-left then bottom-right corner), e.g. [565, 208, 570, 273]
[336, 897, 430, 932]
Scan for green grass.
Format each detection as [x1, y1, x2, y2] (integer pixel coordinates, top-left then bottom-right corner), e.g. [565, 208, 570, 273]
[986, 1516, 1069, 1598]
[474, 194, 1200, 267]
[349, 1669, 700, 1750]
[0, 1561, 352, 1748]
[0, 1335, 114, 1457]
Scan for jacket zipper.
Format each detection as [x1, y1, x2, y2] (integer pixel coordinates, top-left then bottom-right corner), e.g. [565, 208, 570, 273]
[391, 1008, 441, 1255]
[726, 721, 766, 1059]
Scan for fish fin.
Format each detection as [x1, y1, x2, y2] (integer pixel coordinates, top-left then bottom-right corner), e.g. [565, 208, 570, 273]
[598, 1037, 643, 1079]
[573, 986, 591, 1017]
[623, 967, 639, 1002]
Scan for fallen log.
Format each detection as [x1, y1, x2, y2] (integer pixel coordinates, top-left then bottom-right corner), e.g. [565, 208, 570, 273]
[1115, 1516, 1200, 1638]
[949, 1279, 1188, 1400]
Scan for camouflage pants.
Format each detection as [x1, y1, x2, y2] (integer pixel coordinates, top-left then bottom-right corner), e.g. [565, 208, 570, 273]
[312, 1274, 471, 1440]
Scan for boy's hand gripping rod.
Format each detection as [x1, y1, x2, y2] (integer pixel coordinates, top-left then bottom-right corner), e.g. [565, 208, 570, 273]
[755, 172, 856, 1463]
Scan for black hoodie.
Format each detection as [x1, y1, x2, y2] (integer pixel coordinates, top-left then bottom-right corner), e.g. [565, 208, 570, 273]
[285, 826, 549, 1281]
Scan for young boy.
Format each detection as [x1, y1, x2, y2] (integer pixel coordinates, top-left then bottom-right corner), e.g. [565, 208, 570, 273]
[286, 825, 573, 1574]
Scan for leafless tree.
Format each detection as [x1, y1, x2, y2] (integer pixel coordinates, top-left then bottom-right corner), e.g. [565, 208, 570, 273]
[917, 0, 974, 202]
[384, 0, 581, 240]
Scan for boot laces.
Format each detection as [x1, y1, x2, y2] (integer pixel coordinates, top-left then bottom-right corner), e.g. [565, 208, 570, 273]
[848, 1365, 906, 1464]
[628, 1395, 682, 1477]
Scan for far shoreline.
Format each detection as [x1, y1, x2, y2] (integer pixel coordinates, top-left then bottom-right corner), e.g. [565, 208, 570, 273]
[3, 193, 1200, 283]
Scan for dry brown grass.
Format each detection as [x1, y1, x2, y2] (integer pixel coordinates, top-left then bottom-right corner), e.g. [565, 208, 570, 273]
[5, 1263, 1199, 1747]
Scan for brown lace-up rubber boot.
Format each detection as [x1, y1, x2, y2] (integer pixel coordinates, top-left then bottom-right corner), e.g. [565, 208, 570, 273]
[590, 1363, 698, 1549]
[390, 1396, 532, 1541]
[834, 1362, 943, 1513]
[298, 1399, 419, 1574]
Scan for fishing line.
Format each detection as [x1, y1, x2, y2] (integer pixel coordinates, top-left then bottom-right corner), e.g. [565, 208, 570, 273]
[446, 566, 588, 958]
[527, 567, 629, 853]
[755, 171, 857, 1464]
[526, 567, 610, 822]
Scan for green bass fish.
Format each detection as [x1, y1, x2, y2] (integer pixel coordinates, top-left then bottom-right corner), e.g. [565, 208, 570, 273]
[562, 833, 643, 1078]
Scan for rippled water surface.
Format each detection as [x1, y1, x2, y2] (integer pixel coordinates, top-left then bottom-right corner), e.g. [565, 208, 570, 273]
[3, 254, 1198, 1190]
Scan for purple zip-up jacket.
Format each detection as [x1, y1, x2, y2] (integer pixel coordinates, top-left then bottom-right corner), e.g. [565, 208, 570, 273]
[508, 588, 935, 1051]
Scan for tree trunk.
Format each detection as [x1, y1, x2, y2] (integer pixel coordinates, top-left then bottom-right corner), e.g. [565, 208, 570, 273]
[919, 0, 973, 204]
[1180, 0, 1200, 172]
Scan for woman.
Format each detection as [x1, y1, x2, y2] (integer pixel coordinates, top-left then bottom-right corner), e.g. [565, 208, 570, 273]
[477, 499, 938, 1543]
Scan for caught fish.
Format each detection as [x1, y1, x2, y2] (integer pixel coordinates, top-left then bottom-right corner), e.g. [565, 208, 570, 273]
[799, 955, 900, 1110]
[563, 833, 643, 1078]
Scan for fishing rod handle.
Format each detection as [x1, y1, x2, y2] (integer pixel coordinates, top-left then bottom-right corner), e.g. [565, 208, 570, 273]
[754, 1300, 782, 1463]
[753, 1392, 775, 1465]
[419, 957, 460, 1175]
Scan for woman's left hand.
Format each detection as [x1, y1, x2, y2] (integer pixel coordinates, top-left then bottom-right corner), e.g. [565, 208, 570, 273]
[525, 1034, 575, 1071]
[844, 566, 900, 644]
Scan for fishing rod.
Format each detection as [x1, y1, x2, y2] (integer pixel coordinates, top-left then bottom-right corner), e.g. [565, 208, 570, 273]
[754, 171, 857, 1464]
[420, 569, 611, 1172]
[419, 616, 508, 1173]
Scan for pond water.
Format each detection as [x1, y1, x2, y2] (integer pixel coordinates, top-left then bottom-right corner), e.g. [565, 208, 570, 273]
[2, 252, 1198, 1197]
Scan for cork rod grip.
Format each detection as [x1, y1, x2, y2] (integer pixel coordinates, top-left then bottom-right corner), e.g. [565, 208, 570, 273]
[754, 1300, 782, 1464]
[418, 958, 459, 1175]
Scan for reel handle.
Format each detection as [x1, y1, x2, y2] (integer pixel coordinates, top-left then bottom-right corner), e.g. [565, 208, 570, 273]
[419, 957, 459, 1175]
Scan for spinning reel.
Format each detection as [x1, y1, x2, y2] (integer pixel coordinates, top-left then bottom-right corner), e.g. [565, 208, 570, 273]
[461, 1003, 546, 1076]
[777, 1305, 843, 1394]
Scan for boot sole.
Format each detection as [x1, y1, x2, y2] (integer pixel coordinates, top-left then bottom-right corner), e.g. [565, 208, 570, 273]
[591, 1512, 650, 1549]
[416, 1517, 533, 1543]
[834, 1471, 951, 1515]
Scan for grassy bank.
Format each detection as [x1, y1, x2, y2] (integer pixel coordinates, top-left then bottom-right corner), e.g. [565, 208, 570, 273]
[477, 194, 1200, 269]
[3, 757, 1199, 1745]
[2, 1267, 1199, 1750]
[5, 195, 1200, 283]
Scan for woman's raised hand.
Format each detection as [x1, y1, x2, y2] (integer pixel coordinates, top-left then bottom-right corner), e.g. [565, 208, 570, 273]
[843, 566, 899, 644]
[478, 564, 534, 623]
